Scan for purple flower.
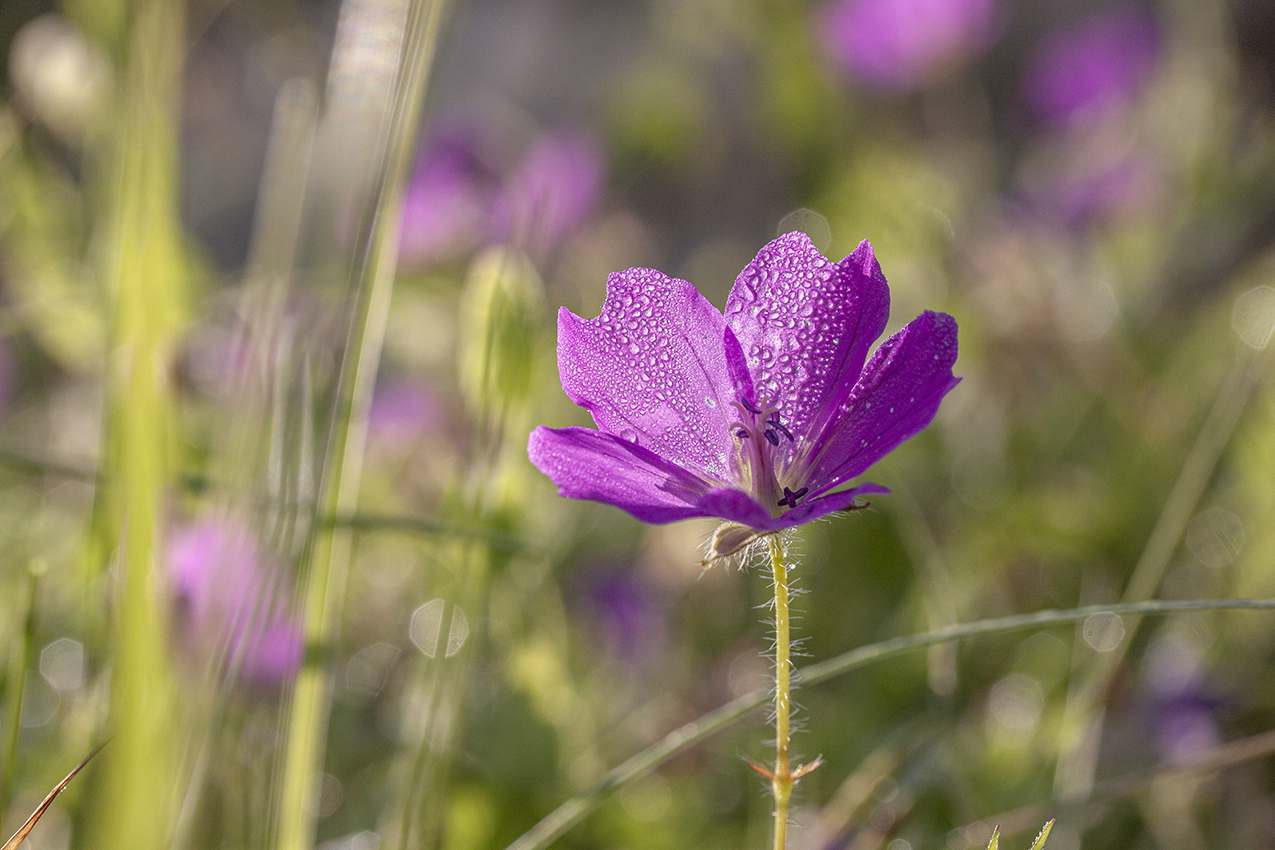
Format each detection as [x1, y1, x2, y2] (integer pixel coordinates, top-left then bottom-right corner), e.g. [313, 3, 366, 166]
[1022, 8, 1160, 128]
[817, 0, 997, 92]
[490, 130, 605, 257]
[169, 518, 303, 684]
[527, 233, 959, 533]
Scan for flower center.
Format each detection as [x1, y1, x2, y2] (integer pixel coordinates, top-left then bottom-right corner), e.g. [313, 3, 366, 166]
[728, 396, 805, 511]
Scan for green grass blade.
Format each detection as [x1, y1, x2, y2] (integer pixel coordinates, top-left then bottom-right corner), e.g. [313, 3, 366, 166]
[273, 2, 448, 850]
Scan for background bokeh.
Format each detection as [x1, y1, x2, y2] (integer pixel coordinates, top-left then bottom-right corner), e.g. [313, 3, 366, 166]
[3, 0, 1275, 849]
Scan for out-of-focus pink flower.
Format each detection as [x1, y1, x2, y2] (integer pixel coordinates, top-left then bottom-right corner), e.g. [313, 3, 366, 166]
[585, 570, 664, 666]
[367, 380, 439, 450]
[1022, 8, 1160, 128]
[399, 124, 605, 267]
[817, 0, 997, 92]
[170, 518, 303, 684]
[490, 130, 605, 257]
[398, 129, 495, 267]
[1021, 154, 1159, 228]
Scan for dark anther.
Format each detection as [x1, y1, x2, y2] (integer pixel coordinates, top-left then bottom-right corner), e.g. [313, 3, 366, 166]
[735, 429, 751, 439]
[768, 418, 794, 441]
[764, 429, 780, 446]
[777, 486, 810, 509]
[741, 398, 761, 415]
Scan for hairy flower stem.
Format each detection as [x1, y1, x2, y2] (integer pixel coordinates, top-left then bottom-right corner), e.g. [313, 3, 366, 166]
[769, 535, 793, 850]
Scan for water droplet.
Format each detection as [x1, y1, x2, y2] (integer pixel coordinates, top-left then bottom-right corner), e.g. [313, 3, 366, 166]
[620, 430, 639, 442]
[705, 397, 717, 408]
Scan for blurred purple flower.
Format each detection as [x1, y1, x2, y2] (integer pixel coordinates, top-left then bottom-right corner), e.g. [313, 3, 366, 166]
[400, 125, 604, 266]
[1022, 8, 1160, 127]
[368, 380, 439, 450]
[817, 0, 997, 91]
[170, 518, 302, 684]
[398, 129, 495, 266]
[491, 130, 605, 257]
[528, 232, 959, 531]
[1144, 637, 1225, 763]
[586, 571, 663, 665]
[1154, 690, 1223, 763]
[1021, 155, 1158, 228]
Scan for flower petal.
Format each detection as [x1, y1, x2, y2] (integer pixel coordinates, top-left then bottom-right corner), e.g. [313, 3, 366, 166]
[557, 268, 737, 480]
[724, 234, 890, 447]
[698, 482, 889, 531]
[529, 426, 721, 524]
[806, 310, 959, 494]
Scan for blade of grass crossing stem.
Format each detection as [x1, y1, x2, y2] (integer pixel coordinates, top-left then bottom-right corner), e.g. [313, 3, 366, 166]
[2, 744, 106, 850]
[274, 3, 447, 850]
[502, 598, 1275, 850]
[90, 1, 186, 849]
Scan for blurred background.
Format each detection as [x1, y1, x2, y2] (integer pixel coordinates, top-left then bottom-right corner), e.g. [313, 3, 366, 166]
[2, 0, 1275, 848]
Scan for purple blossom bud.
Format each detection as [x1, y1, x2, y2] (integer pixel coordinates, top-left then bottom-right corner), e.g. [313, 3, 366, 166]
[1022, 8, 1160, 128]
[817, 0, 997, 92]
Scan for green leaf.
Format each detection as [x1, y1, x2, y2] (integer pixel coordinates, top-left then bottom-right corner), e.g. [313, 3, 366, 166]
[985, 825, 999, 850]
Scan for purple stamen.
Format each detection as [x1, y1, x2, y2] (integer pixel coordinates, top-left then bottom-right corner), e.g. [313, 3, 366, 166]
[741, 398, 761, 415]
[764, 429, 780, 446]
[769, 418, 794, 441]
[777, 486, 810, 509]
[736, 429, 751, 439]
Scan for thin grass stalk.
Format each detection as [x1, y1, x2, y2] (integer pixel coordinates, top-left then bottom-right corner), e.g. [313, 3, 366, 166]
[274, 3, 447, 849]
[1053, 345, 1268, 802]
[502, 597, 1275, 850]
[91, 0, 187, 847]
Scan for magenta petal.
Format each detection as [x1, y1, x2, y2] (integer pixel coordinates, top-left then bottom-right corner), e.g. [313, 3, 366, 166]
[557, 268, 736, 479]
[808, 310, 959, 493]
[529, 426, 720, 524]
[724, 234, 890, 445]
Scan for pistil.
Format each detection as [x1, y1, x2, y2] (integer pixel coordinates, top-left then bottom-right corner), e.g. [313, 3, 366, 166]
[728, 396, 800, 512]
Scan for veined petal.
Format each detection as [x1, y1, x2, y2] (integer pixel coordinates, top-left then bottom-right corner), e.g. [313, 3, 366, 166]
[724, 234, 889, 444]
[558, 268, 736, 479]
[698, 482, 889, 532]
[528, 426, 720, 524]
[806, 310, 959, 494]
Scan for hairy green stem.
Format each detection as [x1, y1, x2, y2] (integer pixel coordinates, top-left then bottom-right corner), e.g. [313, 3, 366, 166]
[770, 536, 793, 850]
